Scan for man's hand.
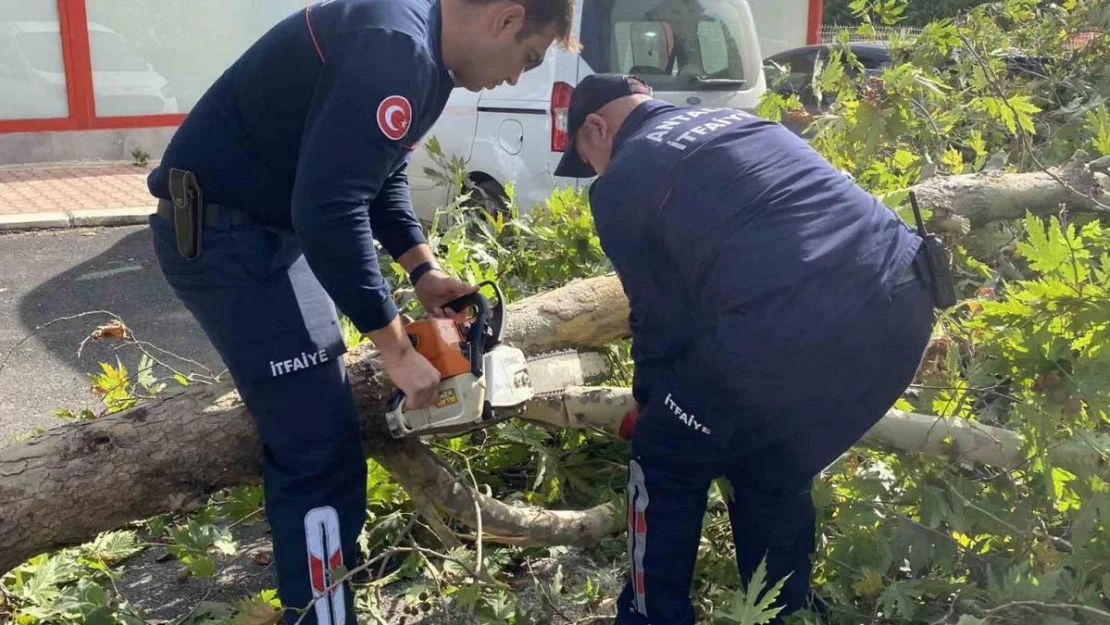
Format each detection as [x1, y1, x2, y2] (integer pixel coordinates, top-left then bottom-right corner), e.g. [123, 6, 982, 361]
[415, 270, 479, 318]
[381, 345, 442, 409]
[366, 316, 441, 409]
[397, 244, 479, 319]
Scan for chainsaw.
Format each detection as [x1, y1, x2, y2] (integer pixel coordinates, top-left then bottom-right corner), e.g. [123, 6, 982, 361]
[384, 281, 607, 439]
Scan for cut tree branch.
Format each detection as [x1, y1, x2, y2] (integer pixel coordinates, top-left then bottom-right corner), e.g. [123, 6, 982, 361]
[908, 150, 1109, 232]
[522, 387, 1109, 477]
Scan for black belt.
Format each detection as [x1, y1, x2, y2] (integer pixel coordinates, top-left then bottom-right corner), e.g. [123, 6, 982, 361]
[155, 198, 255, 228]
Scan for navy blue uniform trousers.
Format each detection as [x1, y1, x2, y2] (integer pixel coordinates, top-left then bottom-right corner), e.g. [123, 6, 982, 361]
[150, 210, 362, 625]
[615, 259, 935, 625]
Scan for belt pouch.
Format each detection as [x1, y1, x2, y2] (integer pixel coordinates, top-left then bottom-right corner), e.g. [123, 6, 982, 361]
[168, 168, 203, 260]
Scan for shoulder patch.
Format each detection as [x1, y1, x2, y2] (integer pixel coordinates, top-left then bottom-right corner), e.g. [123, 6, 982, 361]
[377, 95, 412, 141]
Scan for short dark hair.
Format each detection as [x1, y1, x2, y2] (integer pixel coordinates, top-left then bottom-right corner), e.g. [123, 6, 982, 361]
[466, 0, 580, 51]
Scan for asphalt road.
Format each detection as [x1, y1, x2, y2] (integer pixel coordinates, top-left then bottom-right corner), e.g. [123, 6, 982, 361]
[0, 224, 225, 447]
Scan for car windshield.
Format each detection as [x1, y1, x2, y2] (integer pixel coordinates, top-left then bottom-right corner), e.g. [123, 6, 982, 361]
[580, 0, 749, 91]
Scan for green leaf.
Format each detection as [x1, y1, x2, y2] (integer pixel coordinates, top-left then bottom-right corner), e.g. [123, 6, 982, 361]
[222, 485, 264, 523]
[453, 582, 483, 609]
[714, 556, 790, 624]
[878, 580, 922, 619]
[136, 353, 157, 391]
[54, 577, 113, 619]
[182, 601, 237, 624]
[956, 616, 987, 625]
[86, 530, 141, 566]
[971, 95, 1039, 136]
[230, 593, 283, 625]
[22, 552, 82, 604]
[1007, 95, 1042, 135]
[1017, 214, 1072, 275]
[1086, 104, 1110, 156]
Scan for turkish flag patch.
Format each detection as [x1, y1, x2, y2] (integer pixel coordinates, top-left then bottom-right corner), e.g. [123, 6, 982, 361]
[377, 95, 412, 141]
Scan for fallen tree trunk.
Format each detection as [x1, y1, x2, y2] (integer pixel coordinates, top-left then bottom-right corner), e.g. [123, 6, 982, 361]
[908, 150, 1110, 230]
[0, 276, 631, 575]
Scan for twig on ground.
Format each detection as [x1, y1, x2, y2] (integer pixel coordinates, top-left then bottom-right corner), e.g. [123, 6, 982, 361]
[0, 310, 121, 378]
[981, 600, 1110, 623]
[928, 587, 964, 625]
[376, 512, 420, 582]
[290, 545, 501, 625]
[431, 445, 486, 618]
[527, 558, 576, 624]
[416, 548, 449, 613]
[170, 548, 254, 625]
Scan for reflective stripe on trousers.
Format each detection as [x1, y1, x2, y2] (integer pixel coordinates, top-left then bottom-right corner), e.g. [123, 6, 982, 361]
[305, 507, 346, 625]
[627, 460, 650, 617]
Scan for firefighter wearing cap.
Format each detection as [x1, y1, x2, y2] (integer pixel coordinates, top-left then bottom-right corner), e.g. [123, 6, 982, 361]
[146, 1, 577, 622]
[555, 74, 938, 624]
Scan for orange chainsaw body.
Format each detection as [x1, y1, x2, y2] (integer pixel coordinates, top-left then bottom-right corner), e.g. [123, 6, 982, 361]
[404, 317, 472, 379]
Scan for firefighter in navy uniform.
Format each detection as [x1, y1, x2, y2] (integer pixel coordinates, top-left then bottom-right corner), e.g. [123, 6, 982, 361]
[146, 1, 576, 622]
[554, 74, 948, 624]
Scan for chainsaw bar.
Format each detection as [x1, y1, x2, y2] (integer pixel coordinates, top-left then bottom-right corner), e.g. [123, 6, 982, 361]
[525, 349, 610, 398]
[395, 350, 609, 441]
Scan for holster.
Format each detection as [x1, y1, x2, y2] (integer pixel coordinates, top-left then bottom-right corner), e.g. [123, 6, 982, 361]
[921, 234, 957, 309]
[907, 192, 957, 310]
[168, 168, 203, 260]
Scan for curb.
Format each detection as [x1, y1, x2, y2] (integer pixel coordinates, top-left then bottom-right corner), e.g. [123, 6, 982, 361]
[0, 206, 155, 233]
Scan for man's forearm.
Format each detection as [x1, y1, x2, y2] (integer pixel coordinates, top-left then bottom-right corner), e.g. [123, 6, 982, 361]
[397, 243, 440, 274]
[363, 314, 412, 357]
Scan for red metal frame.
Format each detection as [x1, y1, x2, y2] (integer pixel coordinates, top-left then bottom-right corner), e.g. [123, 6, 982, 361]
[807, 0, 825, 45]
[0, 0, 186, 135]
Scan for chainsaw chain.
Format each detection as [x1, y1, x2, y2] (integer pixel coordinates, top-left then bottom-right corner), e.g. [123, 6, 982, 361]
[524, 348, 582, 363]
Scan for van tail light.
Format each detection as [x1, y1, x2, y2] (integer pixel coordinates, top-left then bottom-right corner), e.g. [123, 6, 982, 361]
[551, 81, 573, 152]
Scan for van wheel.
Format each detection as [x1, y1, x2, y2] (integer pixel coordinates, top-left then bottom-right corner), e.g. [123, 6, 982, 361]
[466, 179, 510, 220]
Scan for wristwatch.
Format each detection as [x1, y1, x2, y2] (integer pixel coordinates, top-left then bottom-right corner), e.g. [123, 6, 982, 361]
[408, 260, 441, 286]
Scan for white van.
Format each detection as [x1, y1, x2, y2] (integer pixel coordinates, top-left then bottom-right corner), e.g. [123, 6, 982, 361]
[407, 0, 766, 222]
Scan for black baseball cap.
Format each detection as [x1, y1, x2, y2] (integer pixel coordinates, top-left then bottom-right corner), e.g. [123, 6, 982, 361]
[554, 74, 653, 179]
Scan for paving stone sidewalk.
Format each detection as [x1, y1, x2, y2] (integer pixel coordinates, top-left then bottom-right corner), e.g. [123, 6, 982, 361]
[0, 161, 157, 231]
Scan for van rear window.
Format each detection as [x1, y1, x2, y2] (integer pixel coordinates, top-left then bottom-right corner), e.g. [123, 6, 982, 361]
[580, 0, 748, 91]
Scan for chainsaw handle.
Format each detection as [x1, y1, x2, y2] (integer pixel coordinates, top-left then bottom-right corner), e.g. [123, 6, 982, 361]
[442, 281, 505, 343]
[443, 291, 490, 378]
[441, 281, 505, 379]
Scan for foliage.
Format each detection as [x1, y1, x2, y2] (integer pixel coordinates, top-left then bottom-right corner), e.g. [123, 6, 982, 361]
[386, 138, 610, 309]
[6, 0, 1110, 622]
[824, 0, 996, 27]
[795, 209, 1110, 625]
[1, 531, 146, 625]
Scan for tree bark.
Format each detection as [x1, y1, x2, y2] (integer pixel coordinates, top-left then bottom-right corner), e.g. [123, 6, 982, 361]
[909, 150, 1110, 230]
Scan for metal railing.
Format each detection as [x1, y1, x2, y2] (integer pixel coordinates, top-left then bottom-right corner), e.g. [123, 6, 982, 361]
[818, 24, 924, 44]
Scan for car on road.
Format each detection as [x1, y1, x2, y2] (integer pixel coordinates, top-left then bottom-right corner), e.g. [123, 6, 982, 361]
[763, 41, 891, 117]
[405, 0, 768, 223]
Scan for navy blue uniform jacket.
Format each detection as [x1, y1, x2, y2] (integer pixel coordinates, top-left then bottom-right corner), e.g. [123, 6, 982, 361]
[589, 101, 922, 424]
[148, 0, 455, 334]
